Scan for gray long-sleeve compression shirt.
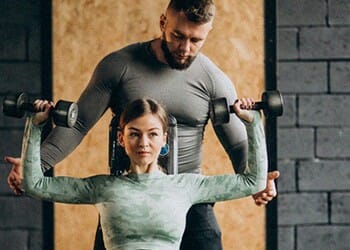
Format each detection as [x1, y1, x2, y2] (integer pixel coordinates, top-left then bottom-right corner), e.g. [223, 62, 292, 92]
[40, 40, 248, 174]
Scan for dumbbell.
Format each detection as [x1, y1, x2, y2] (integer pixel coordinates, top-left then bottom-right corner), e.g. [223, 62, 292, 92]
[3, 92, 78, 128]
[210, 90, 284, 125]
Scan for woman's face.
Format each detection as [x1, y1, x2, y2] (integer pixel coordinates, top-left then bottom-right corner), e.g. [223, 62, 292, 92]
[118, 114, 167, 167]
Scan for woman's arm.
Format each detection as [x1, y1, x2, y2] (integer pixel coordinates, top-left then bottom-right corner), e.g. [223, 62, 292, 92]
[22, 116, 100, 204]
[188, 110, 268, 204]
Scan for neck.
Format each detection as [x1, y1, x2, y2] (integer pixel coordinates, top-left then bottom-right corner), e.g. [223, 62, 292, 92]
[128, 162, 163, 174]
[150, 38, 167, 64]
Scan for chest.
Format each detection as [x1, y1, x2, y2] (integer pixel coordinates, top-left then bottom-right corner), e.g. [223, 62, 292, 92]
[112, 68, 212, 126]
[96, 178, 192, 242]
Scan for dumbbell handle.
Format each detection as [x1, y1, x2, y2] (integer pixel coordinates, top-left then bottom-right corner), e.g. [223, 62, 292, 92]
[20, 102, 40, 113]
[228, 102, 265, 113]
[4, 96, 53, 115]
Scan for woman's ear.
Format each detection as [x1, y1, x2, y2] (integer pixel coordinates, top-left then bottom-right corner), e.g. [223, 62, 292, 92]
[117, 131, 125, 147]
[160, 14, 166, 31]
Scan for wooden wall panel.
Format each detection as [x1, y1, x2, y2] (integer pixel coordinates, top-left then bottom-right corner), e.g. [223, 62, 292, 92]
[52, 1, 264, 249]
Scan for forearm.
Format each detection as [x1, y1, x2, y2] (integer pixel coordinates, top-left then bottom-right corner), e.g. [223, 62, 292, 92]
[22, 117, 45, 192]
[243, 111, 268, 192]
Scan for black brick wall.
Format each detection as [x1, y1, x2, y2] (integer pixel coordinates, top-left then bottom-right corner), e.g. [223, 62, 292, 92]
[277, 0, 350, 249]
[0, 1, 48, 249]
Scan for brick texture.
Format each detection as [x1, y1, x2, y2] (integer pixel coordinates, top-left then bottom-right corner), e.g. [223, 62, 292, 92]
[300, 27, 350, 59]
[277, 0, 350, 249]
[277, 128, 314, 159]
[331, 193, 350, 223]
[278, 226, 294, 250]
[330, 62, 350, 92]
[278, 0, 327, 26]
[0, 1, 45, 249]
[297, 226, 350, 250]
[299, 160, 350, 191]
[278, 62, 328, 93]
[278, 193, 328, 225]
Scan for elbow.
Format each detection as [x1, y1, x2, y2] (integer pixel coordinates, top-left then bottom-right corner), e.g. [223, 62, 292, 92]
[253, 179, 266, 194]
[22, 179, 34, 195]
[245, 174, 267, 195]
[247, 182, 265, 196]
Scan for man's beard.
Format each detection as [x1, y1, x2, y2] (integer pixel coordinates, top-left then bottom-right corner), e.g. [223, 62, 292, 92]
[161, 39, 196, 70]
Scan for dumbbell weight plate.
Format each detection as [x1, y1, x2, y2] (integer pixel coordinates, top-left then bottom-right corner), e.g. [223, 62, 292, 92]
[53, 100, 78, 128]
[262, 90, 284, 118]
[3, 92, 29, 118]
[209, 98, 230, 125]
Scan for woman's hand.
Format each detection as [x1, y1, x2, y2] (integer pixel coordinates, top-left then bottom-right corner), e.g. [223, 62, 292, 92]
[232, 97, 256, 123]
[32, 99, 54, 126]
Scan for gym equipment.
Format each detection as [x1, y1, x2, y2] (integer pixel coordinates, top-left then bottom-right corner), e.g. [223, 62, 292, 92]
[167, 115, 178, 175]
[3, 92, 78, 128]
[210, 90, 284, 125]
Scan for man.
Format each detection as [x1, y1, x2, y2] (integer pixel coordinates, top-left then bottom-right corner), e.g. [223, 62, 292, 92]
[6, 0, 279, 249]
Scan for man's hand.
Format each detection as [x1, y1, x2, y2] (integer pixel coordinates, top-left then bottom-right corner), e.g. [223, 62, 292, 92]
[252, 170, 280, 206]
[4, 156, 23, 195]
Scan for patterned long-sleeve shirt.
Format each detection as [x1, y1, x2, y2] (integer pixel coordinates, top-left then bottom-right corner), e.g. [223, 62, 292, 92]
[22, 112, 267, 250]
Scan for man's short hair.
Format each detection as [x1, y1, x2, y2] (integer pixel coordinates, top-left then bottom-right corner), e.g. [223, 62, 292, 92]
[168, 0, 215, 23]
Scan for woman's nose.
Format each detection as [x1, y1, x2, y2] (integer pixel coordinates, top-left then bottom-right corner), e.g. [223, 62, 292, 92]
[138, 135, 150, 147]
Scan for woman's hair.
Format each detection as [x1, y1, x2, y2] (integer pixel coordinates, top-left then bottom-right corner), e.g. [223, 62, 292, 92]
[168, 0, 215, 24]
[119, 98, 169, 133]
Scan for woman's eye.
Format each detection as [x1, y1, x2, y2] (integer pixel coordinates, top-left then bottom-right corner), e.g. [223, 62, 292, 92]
[150, 132, 159, 137]
[130, 132, 139, 137]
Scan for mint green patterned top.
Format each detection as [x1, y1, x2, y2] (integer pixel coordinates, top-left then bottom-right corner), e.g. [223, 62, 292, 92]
[22, 112, 267, 250]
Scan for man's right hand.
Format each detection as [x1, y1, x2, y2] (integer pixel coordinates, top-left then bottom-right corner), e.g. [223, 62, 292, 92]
[4, 156, 23, 195]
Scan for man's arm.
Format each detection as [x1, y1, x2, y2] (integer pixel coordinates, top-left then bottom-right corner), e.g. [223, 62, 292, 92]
[40, 72, 113, 171]
[5, 54, 118, 193]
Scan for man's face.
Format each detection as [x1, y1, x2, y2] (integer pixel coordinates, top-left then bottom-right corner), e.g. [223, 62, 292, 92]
[160, 10, 213, 70]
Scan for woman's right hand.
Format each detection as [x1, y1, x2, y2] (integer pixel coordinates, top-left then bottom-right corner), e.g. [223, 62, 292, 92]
[232, 97, 256, 123]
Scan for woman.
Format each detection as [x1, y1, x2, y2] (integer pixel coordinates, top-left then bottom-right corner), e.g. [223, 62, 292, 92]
[22, 97, 267, 250]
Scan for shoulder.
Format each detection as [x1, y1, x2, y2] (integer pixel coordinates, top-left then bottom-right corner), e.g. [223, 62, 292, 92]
[91, 41, 149, 78]
[195, 53, 226, 76]
[100, 41, 147, 64]
[193, 53, 235, 98]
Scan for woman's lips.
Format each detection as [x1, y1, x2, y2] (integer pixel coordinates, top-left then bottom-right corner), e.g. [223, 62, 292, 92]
[137, 151, 150, 156]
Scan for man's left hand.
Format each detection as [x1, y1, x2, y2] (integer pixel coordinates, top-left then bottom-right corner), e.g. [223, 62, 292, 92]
[252, 170, 280, 206]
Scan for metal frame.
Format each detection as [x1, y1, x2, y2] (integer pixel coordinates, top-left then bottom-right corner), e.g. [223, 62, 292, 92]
[264, 0, 278, 249]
